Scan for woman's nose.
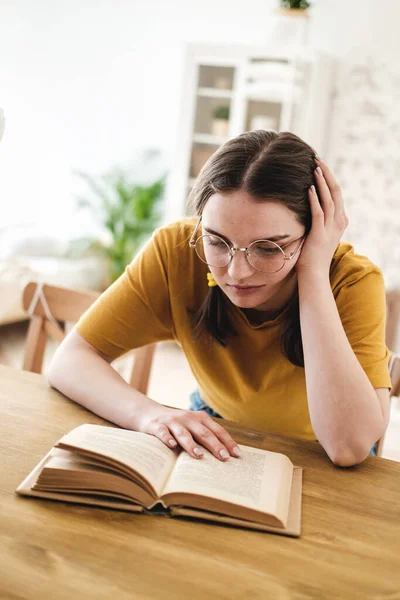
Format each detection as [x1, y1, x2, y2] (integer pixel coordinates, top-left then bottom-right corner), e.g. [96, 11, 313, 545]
[227, 249, 255, 280]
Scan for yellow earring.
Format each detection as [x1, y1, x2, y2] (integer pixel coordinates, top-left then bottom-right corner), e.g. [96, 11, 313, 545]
[207, 272, 218, 287]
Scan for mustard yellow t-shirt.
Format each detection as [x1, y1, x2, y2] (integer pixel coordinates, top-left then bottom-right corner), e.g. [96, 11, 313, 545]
[76, 217, 391, 441]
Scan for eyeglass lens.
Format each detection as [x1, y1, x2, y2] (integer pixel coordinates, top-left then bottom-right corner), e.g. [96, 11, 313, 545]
[195, 235, 286, 273]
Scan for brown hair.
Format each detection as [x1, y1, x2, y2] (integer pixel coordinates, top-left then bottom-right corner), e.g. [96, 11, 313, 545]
[189, 130, 317, 367]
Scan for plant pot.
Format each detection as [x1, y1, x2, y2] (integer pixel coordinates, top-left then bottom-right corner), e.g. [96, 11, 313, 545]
[211, 119, 229, 138]
[276, 8, 309, 18]
[268, 7, 310, 44]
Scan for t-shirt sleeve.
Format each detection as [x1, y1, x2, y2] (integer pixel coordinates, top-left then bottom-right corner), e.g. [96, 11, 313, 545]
[75, 228, 175, 359]
[335, 269, 391, 389]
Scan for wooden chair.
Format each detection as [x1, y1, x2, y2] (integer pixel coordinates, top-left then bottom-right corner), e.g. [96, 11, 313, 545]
[375, 353, 400, 457]
[22, 281, 155, 395]
[375, 291, 400, 456]
[386, 290, 400, 351]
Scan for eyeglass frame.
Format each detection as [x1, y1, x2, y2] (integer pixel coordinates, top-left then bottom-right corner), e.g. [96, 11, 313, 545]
[189, 217, 307, 274]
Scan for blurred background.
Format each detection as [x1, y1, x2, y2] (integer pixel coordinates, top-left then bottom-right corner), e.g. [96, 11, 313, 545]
[1, 0, 399, 456]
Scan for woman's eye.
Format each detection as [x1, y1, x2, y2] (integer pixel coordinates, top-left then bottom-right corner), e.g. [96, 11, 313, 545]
[208, 240, 226, 248]
[255, 246, 279, 255]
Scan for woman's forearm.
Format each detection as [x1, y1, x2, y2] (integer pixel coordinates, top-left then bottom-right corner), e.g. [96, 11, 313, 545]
[47, 331, 159, 430]
[297, 271, 386, 466]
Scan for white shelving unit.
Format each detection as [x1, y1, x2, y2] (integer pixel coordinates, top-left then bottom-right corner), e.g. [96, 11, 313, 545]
[192, 133, 228, 145]
[197, 88, 233, 99]
[164, 43, 336, 222]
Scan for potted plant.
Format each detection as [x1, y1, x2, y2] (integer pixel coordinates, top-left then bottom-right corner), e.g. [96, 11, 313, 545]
[279, 0, 310, 16]
[212, 105, 230, 138]
[74, 162, 165, 284]
[272, 0, 310, 44]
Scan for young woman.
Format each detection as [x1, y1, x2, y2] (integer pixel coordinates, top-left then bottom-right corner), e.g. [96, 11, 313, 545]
[48, 131, 391, 467]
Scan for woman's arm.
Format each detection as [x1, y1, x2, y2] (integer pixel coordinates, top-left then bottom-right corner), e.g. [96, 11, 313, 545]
[298, 269, 389, 467]
[296, 159, 390, 467]
[48, 330, 157, 430]
[47, 331, 240, 462]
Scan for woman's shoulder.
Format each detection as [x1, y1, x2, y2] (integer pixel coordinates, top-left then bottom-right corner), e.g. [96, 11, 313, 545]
[330, 241, 384, 294]
[149, 217, 203, 278]
[152, 217, 197, 248]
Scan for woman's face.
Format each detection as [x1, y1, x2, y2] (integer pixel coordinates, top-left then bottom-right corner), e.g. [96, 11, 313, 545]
[201, 191, 306, 311]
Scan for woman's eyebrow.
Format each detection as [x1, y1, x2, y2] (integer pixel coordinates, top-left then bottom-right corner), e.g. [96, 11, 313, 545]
[203, 227, 291, 243]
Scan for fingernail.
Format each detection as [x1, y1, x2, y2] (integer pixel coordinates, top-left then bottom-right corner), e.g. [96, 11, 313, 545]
[168, 439, 177, 447]
[193, 447, 204, 457]
[316, 166, 323, 176]
[310, 185, 316, 194]
[220, 449, 230, 460]
[232, 446, 241, 457]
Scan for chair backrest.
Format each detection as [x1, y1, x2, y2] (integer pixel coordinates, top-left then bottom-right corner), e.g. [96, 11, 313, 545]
[375, 291, 400, 457]
[386, 290, 400, 352]
[375, 353, 400, 457]
[22, 281, 155, 395]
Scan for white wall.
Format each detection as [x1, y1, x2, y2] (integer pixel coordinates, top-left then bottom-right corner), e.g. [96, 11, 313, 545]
[1, 0, 399, 288]
[0, 0, 276, 238]
[310, 0, 400, 58]
[309, 0, 400, 289]
[309, 0, 400, 57]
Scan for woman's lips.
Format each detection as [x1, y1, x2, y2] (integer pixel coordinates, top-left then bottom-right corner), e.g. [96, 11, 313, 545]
[227, 285, 264, 296]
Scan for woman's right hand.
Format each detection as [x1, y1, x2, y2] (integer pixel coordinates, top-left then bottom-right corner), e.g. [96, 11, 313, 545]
[136, 403, 241, 461]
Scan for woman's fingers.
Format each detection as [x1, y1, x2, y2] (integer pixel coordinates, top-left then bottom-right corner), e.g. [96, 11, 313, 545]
[315, 158, 346, 216]
[186, 421, 233, 460]
[150, 422, 179, 449]
[168, 417, 238, 461]
[308, 184, 324, 221]
[314, 164, 334, 221]
[143, 407, 240, 461]
[165, 422, 206, 459]
[201, 416, 241, 457]
[189, 416, 241, 460]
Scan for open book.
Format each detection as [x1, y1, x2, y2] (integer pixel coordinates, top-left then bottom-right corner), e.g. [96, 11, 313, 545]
[16, 424, 302, 536]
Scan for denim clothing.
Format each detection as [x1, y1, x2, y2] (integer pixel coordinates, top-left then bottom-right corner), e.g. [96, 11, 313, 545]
[189, 390, 378, 456]
[189, 390, 222, 418]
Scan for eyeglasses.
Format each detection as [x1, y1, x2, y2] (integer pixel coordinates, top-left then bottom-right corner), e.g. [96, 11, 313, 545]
[189, 217, 306, 274]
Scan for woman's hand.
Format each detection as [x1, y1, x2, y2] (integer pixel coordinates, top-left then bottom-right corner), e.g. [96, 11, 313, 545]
[296, 158, 349, 276]
[136, 403, 241, 461]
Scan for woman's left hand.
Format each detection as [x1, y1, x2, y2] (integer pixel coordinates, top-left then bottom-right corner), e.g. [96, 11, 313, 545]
[296, 158, 348, 276]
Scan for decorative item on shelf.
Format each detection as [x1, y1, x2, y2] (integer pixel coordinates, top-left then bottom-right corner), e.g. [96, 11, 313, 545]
[250, 115, 278, 132]
[214, 76, 231, 90]
[266, 0, 310, 45]
[74, 154, 165, 283]
[279, 0, 310, 13]
[212, 105, 230, 137]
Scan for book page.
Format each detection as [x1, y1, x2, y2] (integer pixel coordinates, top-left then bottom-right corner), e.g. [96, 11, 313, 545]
[34, 450, 154, 506]
[56, 424, 178, 497]
[169, 467, 303, 537]
[161, 444, 293, 522]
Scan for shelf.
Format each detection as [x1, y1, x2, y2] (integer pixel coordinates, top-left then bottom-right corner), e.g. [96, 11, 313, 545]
[197, 87, 233, 99]
[165, 43, 336, 223]
[193, 133, 228, 145]
[245, 85, 302, 103]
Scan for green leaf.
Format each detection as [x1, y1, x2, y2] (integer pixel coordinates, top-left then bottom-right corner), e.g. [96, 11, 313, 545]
[73, 161, 166, 281]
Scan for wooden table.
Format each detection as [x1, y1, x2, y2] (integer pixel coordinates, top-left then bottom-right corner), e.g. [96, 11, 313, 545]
[1, 365, 400, 599]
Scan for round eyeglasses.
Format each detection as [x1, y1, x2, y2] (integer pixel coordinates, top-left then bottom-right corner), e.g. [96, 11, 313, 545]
[189, 219, 306, 274]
